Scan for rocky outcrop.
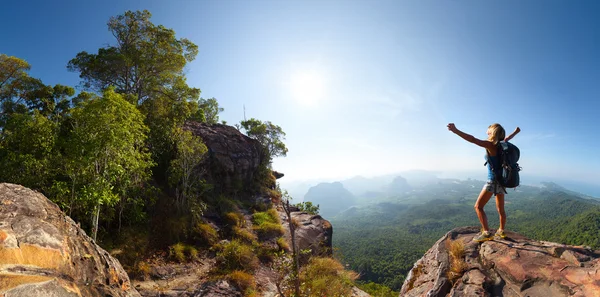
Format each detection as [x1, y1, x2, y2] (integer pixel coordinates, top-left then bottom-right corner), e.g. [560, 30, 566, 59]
[400, 226, 600, 297]
[184, 121, 265, 192]
[0, 183, 139, 297]
[280, 209, 333, 262]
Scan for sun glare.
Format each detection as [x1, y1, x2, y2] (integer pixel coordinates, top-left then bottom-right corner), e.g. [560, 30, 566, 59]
[288, 70, 326, 106]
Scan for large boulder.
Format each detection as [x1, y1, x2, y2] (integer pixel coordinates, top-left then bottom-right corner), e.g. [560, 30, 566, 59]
[0, 183, 140, 297]
[400, 226, 600, 297]
[280, 210, 333, 262]
[183, 121, 265, 192]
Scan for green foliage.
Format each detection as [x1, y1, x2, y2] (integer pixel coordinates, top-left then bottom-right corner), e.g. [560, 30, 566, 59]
[232, 226, 257, 243]
[252, 209, 283, 238]
[67, 10, 198, 104]
[295, 201, 320, 215]
[192, 222, 219, 246]
[227, 270, 256, 295]
[169, 242, 187, 263]
[68, 87, 154, 240]
[357, 281, 399, 297]
[299, 257, 358, 297]
[240, 118, 288, 161]
[169, 242, 198, 263]
[216, 240, 259, 272]
[193, 97, 224, 124]
[252, 209, 280, 226]
[168, 128, 208, 213]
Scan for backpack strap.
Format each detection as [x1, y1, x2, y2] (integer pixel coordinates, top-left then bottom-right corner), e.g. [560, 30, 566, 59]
[486, 146, 507, 194]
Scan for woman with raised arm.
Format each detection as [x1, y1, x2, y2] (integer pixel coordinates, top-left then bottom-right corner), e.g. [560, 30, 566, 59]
[447, 123, 520, 242]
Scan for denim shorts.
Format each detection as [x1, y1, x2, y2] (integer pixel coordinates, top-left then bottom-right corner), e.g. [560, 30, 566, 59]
[483, 180, 505, 195]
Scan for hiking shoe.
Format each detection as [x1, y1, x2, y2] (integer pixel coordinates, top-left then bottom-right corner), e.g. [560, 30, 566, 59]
[473, 231, 493, 242]
[495, 229, 506, 239]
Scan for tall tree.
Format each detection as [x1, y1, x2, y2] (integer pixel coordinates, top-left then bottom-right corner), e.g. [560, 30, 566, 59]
[67, 10, 199, 106]
[68, 87, 153, 240]
[240, 118, 288, 161]
[168, 128, 208, 213]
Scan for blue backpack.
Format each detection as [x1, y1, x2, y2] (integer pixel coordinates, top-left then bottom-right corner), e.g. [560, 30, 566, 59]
[487, 141, 521, 191]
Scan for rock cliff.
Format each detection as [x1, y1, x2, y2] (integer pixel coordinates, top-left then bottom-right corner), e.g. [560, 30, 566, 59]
[0, 183, 139, 297]
[400, 226, 600, 297]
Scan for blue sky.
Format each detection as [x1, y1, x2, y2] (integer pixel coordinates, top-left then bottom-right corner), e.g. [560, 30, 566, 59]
[1, 1, 599, 189]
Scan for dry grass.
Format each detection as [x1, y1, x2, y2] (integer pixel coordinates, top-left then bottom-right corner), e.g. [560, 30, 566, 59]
[225, 212, 245, 228]
[233, 226, 257, 243]
[446, 239, 468, 283]
[299, 257, 358, 297]
[216, 239, 259, 272]
[192, 222, 219, 246]
[228, 270, 256, 293]
[276, 237, 290, 251]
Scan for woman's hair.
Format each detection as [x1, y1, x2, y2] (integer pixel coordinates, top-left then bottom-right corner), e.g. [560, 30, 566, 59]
[487, 123, 506, 145]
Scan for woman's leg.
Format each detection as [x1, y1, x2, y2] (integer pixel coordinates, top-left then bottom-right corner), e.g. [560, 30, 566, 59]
[474, 189, 494, 231]
[495, 193, 506, 230]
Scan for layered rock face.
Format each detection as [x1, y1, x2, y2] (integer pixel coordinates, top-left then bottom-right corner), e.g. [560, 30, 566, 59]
[0, 183, 139, 297]
[401, 226, 600, 297]
[184, 121, 265, 192]
[280, 210, 333, 261]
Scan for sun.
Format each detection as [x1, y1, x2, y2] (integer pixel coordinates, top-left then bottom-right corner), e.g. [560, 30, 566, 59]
[288, 69, 326, 106]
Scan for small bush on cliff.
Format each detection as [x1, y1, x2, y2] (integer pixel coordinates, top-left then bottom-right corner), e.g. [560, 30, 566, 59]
[299, 257, 358, 297]
[252, 209, 283, 238]
[192, 222, 219, 246]
[225, 211, 245, 228]
[233, 226, 257, 243]
[228, 270, 256, 295]
[216, 239, 259, 272]
[169, 242, 199, 262]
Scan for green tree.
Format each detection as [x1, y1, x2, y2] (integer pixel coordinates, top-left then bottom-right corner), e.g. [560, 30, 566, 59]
[240, 118, 288, 161]
[67, 10, 199, 105]
[67, 10, 203, 178]
[193, 97, 224, 124]
[68, 87, 153, 240]
[0, 111, 57, 190]
[168, 128, 208, 213]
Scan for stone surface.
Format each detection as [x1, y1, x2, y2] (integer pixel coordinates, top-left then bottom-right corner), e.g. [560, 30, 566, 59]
[183, 121, 265, 192]
[280, 211, 333, 262]
[0, 183, 140, 297]
[400, 226, 600, 297]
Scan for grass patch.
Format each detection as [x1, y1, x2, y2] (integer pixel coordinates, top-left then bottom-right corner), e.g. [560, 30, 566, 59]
[228, 270, 256, 294]
[216, 240, 259, 272]
[169, 242, 199, 263]
[277, 237, 290, 251]
[192, 222, 219, 246]
[233, 226, 257, 243]
[299, 257, 358, 297]
[446, 239, 467, 283]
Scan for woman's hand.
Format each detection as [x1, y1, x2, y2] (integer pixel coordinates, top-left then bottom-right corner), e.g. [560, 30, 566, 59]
[447, 123, 457, 133]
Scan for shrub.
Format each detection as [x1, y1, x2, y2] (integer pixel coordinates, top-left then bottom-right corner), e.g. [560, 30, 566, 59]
[277, 237, 290, 251]
[186, 245, 199, 261]
[169, 242, 186, 263]
[228, 270, 256, 293]
[225, 211, 245, 228]
[233, 226, 257, 243]
[253, 222, 284, 238]
[192, 222, 219, 246]
[300, 257, 358, 297]
[217, 240, 259, 272]
[135, 261, 152, 280]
